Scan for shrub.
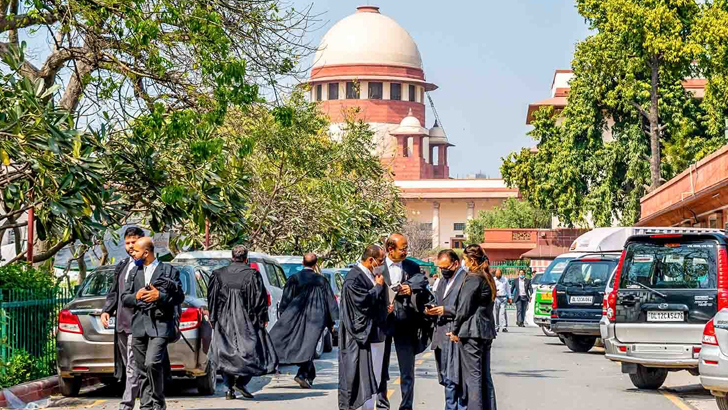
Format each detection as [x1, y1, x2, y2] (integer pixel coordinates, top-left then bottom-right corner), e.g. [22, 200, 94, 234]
[0, 349, 43, 388]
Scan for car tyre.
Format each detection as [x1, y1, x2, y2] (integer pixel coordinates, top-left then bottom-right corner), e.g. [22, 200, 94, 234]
[564, 336, 596, 353]
[541, 325, 557, 337]
[59, 376, 82, 397]
[558, 335, 566, 345]
[716, 395, 728, 410]
[323, 329, 333, 353]
[628, 365, 668, 390]
[196, 361, 217, 396]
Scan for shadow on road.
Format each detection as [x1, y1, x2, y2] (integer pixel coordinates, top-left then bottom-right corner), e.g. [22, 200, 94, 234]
[495, 369, 565, 378]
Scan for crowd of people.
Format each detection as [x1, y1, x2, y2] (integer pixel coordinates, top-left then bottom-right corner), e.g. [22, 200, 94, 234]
[100, 227, 503, 410]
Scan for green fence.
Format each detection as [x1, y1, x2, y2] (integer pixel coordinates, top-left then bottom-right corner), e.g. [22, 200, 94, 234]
[491, 260, 533, 278]
[0, 288, 74, 384]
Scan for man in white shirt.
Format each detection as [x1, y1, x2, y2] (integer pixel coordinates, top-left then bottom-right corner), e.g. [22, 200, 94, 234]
[511, 269, 533, 327]
[493, 269, 512, 333]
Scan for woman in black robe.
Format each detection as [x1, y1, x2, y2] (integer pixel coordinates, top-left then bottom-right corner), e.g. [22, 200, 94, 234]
[208, 247, 278, 400]
[449, 244, 498, 410]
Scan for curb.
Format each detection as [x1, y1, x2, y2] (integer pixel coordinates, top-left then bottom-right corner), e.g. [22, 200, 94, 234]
[0, 376, 100, 408]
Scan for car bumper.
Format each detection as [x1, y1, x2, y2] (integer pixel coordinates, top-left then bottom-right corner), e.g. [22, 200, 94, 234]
[551, 321, 601, 336]
[600, 316, 612, 341]
[700, 344, 728, 394]
[534, 316, 550, 327]
[604, 336, 698, 368]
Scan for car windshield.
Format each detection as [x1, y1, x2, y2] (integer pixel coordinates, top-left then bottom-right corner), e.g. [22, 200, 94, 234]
[541, 257, 574, 285]
[619, 240, 718, 289]
[281, 263, 304, 278]
[78, 267, 194, 297]
[172, 258, 231, 274]
[531, 274, 543, 285]
[560, 261, 617, 287]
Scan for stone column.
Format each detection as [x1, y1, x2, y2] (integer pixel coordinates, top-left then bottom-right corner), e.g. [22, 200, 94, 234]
[412, 136, 422, 158]
[466, 201, 475, 220]
[432, 201, 440, 249]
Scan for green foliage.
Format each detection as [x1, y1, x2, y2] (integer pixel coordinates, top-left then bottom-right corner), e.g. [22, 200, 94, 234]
[0, 350, 44, 388]
[465, 198, 552, 244]
[0, 263, 54, 292]
[502, 0, 728, 227]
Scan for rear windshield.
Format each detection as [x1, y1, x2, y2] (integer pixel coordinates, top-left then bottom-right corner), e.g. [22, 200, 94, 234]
[541, 257, 574, 284]
[560, 261, 617, 287]
[618, 240, 718, 290]
[78, 268, 194, 297]
[281, 263, 304, 278]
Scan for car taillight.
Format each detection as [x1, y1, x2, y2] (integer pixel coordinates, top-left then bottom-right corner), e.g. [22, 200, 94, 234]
[58, 309, 83, 334]
[267, 293, 271, 306]
[607, 249, 627, 322]
[602, 297, 608, 316]
[179, 307, 202, 331]
[650, 234, 683, 238]
[703, 319, 718, 345]
[250, 262, 260, 272]
[552, 287, 558, 311]
[718, 248, 728, 311]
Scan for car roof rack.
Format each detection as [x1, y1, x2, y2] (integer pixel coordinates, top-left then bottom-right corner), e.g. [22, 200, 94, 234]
[632, 227, 726, 235]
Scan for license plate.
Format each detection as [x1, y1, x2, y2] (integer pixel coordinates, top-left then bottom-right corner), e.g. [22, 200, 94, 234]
[569, 296, 593, 304]
[108, 317, 116, 329]
[647, 311, 684, 322]
[541, 292, 552, 301]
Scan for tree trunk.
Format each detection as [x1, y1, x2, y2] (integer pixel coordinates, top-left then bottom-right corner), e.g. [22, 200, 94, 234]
[648, 55, 662, 192]
[99, 241, 109, 265]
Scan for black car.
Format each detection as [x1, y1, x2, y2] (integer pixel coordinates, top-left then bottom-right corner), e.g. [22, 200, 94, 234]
[551, 253, 621, 353]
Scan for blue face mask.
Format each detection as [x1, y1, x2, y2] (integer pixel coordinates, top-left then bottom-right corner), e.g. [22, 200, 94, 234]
[519, 274, 525, 279]
[134, 256, 145, 267]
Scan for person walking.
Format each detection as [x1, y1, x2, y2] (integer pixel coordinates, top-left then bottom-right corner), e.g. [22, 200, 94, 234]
[208, 246, 278, 400]
[338, 245, 390, 410]
[449, 244, 498, 410]
[493, 268, 511, 333]
[425, 249, 467, 410]
[378, 233, 433, 410]
[121, 237, 185, 410]
[101, 227, 143, 410]
[511, 269, 532, 327]
[270, 253, 339, 389]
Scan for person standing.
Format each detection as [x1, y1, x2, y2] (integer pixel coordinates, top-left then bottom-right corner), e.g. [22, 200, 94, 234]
[121, 237, 185, 410]
[378, 233, 432, 410]
[511, 269, 532, 327]
[425, 249, 467, 410]
[271, 253, 339, 389]
[493, 268, 512, 333]
[208, 246, 278, 400]
[100, 227, 143, 410]
[449, 244, 497, 410]
[338, 245, 390, 410]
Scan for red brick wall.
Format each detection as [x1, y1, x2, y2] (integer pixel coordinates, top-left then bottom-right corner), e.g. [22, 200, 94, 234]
[318, 99, 426, 124]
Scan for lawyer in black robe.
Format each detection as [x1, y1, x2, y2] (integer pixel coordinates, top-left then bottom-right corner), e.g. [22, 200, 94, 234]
[208, 250, 278, 399]
[338, 246, 388, 410]
[270, 257, 339, 387]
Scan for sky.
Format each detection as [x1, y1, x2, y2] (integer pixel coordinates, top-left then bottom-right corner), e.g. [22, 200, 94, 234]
[291, 0, 591, 178]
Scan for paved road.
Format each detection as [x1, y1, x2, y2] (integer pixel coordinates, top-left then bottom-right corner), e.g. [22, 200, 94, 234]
[46, 311, 718, 410]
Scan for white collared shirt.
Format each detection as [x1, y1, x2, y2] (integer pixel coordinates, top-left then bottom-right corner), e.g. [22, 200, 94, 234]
[519, 278, 527, 296]
[386, 257, 403, 285]
[444, 268, 465, 296]
[495, 275, 510, 297]
[144, 259, 159, 285]
[358, 263, 376, 286]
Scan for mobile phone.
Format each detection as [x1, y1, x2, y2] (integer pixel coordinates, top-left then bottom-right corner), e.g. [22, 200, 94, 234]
[425, 304, 436, 310]
[145, 284, 152, 291]
[390, 283, 403, 291]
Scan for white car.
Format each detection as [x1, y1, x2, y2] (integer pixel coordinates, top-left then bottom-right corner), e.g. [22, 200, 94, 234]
[172, 251, 288, 330]
[700, 309, 728, 409]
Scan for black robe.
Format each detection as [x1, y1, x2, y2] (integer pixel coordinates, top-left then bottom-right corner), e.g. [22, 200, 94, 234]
[208, 262, 278, 376]
[270, 268, 339, 364]
[338, 266, 388, 410]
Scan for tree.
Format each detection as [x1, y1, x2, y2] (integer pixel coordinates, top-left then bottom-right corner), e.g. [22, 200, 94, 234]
[465, 198, 551, 244]
[401, 220, 433, 260]
[502, 0, 728, 227]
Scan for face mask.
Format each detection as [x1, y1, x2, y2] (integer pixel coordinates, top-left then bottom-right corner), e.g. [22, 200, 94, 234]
[133, 251, 146, 267]
[519, 274, 525, 279]
[441, 268, 456, 280]
[372, 260, 385, 276]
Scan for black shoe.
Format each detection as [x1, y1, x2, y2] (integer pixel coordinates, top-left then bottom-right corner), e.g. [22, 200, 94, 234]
[226, 390, 236, 400]
[294, 376, 312, 389]
[234, 385, 254, 399]
[503, 328, 509, 333]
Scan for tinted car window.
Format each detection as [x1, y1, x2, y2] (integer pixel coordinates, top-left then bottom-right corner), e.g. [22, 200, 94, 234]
[79, 271, 115, 297]
[542, 257, 574, 284]
[531, 274, 543, 285]
[274, 265, 287, 287]
[280, 263, 304, 278]
[263, 263, 281, 288]
[619, 240, 718, 289]
[195, 270, 209, 298]
[560, 261, 616, 287]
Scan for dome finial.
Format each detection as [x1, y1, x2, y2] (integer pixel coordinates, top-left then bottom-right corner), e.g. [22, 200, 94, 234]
[407, 108, 414, 117]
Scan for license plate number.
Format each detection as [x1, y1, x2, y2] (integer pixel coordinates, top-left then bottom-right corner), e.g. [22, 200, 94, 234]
[647, 311, 684, 322]
[108, 317, 116, 329]
[541, 292, 552, 301]
[570, 296, 593, 304]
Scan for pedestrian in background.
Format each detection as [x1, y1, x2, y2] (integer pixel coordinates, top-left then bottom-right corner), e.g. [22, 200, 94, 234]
[426, 249, 467, 410]
[493, 268, 511, 333]
[122, 237, 185, 410]
[511, 269, 532, 327]
[208, 246, 278, 400]
[270, 253, 339, 389]
[449, 244, 497, 410]
[101, 227, 144, 410]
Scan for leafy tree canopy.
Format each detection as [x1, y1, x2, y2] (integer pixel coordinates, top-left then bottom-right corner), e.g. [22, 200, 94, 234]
[465, 198, 551, 244]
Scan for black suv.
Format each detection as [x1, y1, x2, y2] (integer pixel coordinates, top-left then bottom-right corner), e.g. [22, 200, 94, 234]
[551, 254, 621, 353]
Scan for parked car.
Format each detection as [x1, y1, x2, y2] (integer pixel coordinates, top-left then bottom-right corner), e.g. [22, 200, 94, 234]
[603, 230, 726, 390]
[322, 268, 346, 347]
[534, 255, 576, 336]
[172, 251, 288, 330]
[274, 255, 305, 278]
[551, 254, 621, 352]
[56, 264, 214, 397]
[700, 308, 728, 409]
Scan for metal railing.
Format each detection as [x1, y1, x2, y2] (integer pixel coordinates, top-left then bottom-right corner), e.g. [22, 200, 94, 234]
[0, 288, 74, 382]
[491, 260, 533, 278]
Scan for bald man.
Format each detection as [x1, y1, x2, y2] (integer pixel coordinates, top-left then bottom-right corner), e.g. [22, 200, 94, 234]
[270, 253, 339, 388]
[122, 237, 184, 410]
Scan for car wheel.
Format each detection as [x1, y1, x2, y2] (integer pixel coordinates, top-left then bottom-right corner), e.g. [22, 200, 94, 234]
[541, 325, 558, 337]
[59, 376, 82, 397]
[315, 333, 324, 359]
[594, 338, 604, 348]
[558, 335, 566, 345]
[716, 395, 728, 410]
[196, 361, 217, 396]
[564, 336, 596, 353]
[628, 365, 668, 390]
[323, 329, 333, 353]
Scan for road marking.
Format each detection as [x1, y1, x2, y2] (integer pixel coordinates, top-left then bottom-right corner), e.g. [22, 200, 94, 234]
[394, 377, 401, 385]
[660, 390, 694, 410]
[387, 389, 395, 399]
[86, 400, 107, 408]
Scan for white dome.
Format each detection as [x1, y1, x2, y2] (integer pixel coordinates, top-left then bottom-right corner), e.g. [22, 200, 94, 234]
[429, 120, 448, 145]
[391, 109, 428, 136]
[313, 6, 423, 69]
[400, 110, 422, 128]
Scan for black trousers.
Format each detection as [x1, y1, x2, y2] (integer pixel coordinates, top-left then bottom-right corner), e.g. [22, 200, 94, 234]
[132, 335, 169, 410]
[515, 299, 528, 325]
[296, 360, 317, 382]
[459, 338, 497, 410]
[377, 330, 417, 410]
[223, 373, 253, 390]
